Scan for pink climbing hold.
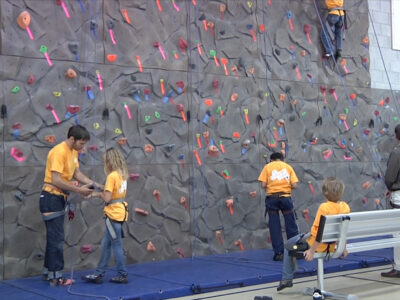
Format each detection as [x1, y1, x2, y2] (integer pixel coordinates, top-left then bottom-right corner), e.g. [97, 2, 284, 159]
[11, 147, 26, 162]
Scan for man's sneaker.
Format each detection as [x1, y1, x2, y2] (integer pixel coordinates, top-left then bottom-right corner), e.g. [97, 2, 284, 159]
[82, 273, 104, 284]
[381, 268, 400, 278]
[277, 279, 293, 291]
[273, 252, 284, 261]
[110, 274, 128, 284]
[49, 277, 75, 286]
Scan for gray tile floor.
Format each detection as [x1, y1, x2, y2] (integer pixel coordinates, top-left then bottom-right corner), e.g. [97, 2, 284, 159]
[171, 266, 400, 300]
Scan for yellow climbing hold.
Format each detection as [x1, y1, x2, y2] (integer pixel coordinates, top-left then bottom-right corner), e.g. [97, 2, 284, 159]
[53, 91, 62, 97]
[93, 122, 100, 130]
[115, 128, 122, 135]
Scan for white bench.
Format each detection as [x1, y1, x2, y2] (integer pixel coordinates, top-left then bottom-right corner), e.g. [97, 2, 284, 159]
[304, 209, 400, 300]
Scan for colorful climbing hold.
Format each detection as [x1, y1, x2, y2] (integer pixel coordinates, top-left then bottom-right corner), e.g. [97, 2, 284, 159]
[107, 54, 118, 62]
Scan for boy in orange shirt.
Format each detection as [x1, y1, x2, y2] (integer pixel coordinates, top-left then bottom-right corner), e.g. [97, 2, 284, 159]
[258, 152, 299, 261]
[277, 177, 350, 291]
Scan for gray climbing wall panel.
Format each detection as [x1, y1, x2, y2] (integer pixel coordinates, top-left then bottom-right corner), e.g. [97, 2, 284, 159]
[0, 0, 399, 280]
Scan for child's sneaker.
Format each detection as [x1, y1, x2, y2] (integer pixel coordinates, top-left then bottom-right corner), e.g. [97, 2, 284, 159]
[110, 274, 128, 284]
[82, 273, 104, 284]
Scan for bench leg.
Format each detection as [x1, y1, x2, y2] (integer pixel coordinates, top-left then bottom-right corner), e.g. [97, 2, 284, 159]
[303, 258, 359, 300]
[304, 287, 359, 300]
[317, 258, 324, 291]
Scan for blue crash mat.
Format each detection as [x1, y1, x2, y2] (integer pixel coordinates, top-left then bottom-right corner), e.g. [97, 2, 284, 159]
[0, 248, 393, 300]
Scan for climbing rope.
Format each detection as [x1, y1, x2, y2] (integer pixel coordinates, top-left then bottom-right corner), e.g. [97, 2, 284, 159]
[65, 1, 110, 299]
[367, 9, 400, 116]
[312, 0, 392, 184]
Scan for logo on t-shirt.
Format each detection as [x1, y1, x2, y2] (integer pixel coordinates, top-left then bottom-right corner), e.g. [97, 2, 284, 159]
[270, 169, 290, 181]
[119, 180, 127, 194]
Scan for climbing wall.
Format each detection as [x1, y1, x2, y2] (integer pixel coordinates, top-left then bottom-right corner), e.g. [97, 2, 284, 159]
[0, 0, 399, 280]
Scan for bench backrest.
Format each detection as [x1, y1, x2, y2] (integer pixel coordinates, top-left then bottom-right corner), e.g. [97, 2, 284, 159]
[316, 209, 400, 244]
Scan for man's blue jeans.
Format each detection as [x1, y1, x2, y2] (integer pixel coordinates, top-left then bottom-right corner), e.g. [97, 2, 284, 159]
[265, 195, 299, 255]
[96, 221, 127, 276]
[321, 14, 344, 55]
[43, 215, 65, 279]
[40, 191, 66, 279]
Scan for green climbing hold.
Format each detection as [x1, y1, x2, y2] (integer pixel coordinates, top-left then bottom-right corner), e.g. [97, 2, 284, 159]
[394, 116, 399, 122]
[155, 111, 161, 119]
[145, 115, 151, 122]
[210, 50, 216, 58]
[12, 86, 20, 93]
[40, 45, 48, 53]
[301, 111, 307, 117]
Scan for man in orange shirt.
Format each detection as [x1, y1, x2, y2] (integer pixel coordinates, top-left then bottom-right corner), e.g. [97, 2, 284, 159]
[40, 125, 103, 286]
[258, 152, 299, 261]
[321, 0, 345, 60]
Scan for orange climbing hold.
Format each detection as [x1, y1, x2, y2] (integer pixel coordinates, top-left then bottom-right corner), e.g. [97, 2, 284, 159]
[135, 208, 149, 216]
[226, 198, 234, 215]
[180, 196, 188, 210]
[117, 137, 127, 145]
[235, 239, 245, 251]
[205, 99, 213, 106]
[208, 145, 220, 157]
[147, 241, 156, 252]
[231, 93, 238, 102]
[64, 68, 77, 79]
[153, 189, 161, 202]
[145, 144, 154, 153]
[122, 9, 131, 24]
[17, 11, 31, 29]
[107, 54, 118, 62]
[363, 181, 371, 189]
[45, 135, 56, 144]
[216, 231, 224, 245]
[233, 132, 241, 139]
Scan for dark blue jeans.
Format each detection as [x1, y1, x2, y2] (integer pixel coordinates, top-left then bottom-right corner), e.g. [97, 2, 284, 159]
[40, 191, 66, 279]
[321, 14, 344, 55]
[265, 195, 299, 255]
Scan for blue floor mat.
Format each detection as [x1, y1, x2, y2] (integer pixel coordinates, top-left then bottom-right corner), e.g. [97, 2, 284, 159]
[0, 248, 393, 300]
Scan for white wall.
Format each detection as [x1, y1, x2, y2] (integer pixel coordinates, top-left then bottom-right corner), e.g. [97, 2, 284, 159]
[368, 0, 400, 90]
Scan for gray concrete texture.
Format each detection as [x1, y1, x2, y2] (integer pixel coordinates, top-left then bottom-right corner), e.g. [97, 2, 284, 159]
[0, 0, 398, 280]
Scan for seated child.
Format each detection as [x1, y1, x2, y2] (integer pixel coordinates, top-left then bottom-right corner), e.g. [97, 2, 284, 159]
[277, 177, 350, 291]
